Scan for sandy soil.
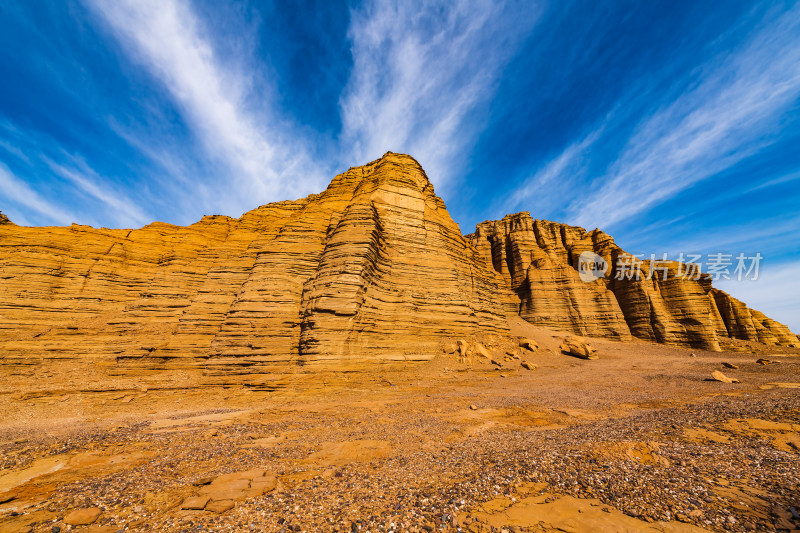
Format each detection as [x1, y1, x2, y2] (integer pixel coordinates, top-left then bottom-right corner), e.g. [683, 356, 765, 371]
[1, 321, 799, 532]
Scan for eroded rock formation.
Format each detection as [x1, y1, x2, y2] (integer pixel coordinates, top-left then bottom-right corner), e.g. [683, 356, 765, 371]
[469, 216, 631, 340]
[468, 212, 797, 350]
[0, 153, 795, 386]
[0, 153, 512, 381]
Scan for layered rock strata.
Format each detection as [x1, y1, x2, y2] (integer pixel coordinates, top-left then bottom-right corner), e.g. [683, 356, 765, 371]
[0, 153, 512, 379]
[468, 212, 797, 350]
[1, 154, 795, 386]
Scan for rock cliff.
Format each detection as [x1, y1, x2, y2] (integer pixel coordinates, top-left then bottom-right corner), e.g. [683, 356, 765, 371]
[0, 153, 512, 382]
[0, 154, 795, 386]
[468, 212, 797, 350]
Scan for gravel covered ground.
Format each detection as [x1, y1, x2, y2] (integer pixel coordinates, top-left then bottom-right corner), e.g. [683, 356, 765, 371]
[1, 329, 798, 532]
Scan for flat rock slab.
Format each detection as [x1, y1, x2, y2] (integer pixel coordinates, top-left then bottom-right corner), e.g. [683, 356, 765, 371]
[180, 496, 210, 510]
[461, 494, 710, 532]
[198, 470, 277, 502]
[305, 440, 392, 467]
[205, 499, 235, 514]
[64, 507, 102, 525]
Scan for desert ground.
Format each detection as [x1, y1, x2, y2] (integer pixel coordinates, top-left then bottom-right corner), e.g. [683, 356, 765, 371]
[1, 319, 799, 533]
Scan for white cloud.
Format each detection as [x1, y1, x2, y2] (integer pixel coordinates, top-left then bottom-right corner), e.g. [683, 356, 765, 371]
[675, 221, 799, 273]
[84, 0, 325, 207]
[0, 164, 77, 226]
[716, 260, 800, 334]
[84, 0, 541, 218]
[501, 127, 602, 216]
[44, 158, 150, 228]
[505, 6, 800, 231]
[568, 6, 800, 229]
[0, 139, 31, 164]
[0, 119, 152, 228]
[340, 0, 538, 189]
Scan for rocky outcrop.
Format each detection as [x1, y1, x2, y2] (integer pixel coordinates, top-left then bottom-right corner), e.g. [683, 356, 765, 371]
[710, 290, 797, 346]
[0, 211, 12, 225]
[0, 153, 512, 381]
[0, 154, 795, 386]
[468, 212, 796, 350]
[469, 216, 631, 340]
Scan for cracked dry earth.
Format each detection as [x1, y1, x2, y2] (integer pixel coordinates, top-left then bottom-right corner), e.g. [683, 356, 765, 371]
[1, 328, 799, 533]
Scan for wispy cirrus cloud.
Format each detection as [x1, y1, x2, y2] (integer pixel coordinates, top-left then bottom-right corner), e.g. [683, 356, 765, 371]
[0, 119, 152, 227]
[632, 212, 800, 260]
[616, 167, 800, 256]
[339, 0, 538, 189]
[498, 127, 602, 217]
[83, 0, 326, 208]
[716, 259, 800, 332]
[0, 163, 76, 226]
[506, 5, 800, 230]
[44, 158, 150, 228]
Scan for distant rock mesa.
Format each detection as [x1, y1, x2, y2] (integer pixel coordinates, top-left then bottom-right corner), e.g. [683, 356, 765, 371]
[0, 152, 795, 384]
[468, 213, 796, 351]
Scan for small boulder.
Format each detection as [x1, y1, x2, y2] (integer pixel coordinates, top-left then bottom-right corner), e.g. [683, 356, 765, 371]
[64, 507, 102, 526]
[455, 339, 468, 359]
[180, 496, 211, 510]
[249, 475, 277, 496]
[469, 404, 478, 410]
[710, 370, 739, 384]
[756, 358, 771, 365]
[518, 338, 538, 351]
[473, 343, 491, 359]
[721, 362, 738, 369]
[442, 342, 458, 355]
[559, 337, 598, 360]
[205, 499, 235, 514]
[520, 361, 537, 370]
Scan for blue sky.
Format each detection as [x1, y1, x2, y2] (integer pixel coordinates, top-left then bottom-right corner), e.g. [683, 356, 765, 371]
[1, 1, 798, 331]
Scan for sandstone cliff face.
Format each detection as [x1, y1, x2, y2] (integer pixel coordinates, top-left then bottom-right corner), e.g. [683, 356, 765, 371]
[0, 153, 511, 381]
[469, 216, 631, 340]
[468, 212, 796, 350]
[1, 155, 795, 385]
